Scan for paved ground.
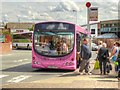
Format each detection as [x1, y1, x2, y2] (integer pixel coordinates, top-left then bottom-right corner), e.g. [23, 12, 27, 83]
[1, 69, 120, 89]
[1, 50, 120, 90]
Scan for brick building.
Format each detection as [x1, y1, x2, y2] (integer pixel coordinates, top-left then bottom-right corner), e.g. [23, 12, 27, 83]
[6, 22, 35, 33]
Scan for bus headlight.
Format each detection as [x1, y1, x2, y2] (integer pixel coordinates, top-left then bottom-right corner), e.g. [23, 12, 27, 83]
[69, 62, 74, 66]
[33, 61, 40, 65]
[65, 62, 74, 66]
[65, 62, 69, 66]
[33, 61, 37, 64]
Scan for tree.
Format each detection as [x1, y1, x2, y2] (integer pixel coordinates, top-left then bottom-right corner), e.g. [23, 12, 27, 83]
[28, 25, 34, 31]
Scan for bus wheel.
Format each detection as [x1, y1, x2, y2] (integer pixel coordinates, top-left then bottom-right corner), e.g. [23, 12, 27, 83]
[27, 44, 29, 50]
[16, 44, 18, 49]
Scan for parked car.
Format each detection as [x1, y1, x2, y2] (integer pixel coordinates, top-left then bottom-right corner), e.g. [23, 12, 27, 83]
[92, 43, 98, 51]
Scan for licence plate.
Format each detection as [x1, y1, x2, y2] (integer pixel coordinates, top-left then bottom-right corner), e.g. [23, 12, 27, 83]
[48, 66, 57, 68]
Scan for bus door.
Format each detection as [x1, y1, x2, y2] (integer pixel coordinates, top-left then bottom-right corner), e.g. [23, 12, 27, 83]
[76, 33, 82, 68]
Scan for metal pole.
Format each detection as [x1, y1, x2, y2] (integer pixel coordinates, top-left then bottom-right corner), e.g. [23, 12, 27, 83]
[76, 11, 77, 24]
[87, 7, 91, 49]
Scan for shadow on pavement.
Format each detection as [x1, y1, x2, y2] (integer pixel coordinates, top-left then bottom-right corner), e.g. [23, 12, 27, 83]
[90, 75, 117, 79]
[2, 63, 72, 73]
[97, 80, 118, 82]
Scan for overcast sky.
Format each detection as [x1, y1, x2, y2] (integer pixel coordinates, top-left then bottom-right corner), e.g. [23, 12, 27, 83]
[1, 0, 120, 25]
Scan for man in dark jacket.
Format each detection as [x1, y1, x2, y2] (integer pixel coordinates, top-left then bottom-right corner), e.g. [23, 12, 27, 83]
[79, 38, 92, 75]
[98, 43, 109, 75]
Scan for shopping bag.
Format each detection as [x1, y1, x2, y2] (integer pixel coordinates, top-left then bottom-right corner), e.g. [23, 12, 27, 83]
[94, 60, 100, 69]
[114, 61, 118, 66]
[114, 61, 118, 72]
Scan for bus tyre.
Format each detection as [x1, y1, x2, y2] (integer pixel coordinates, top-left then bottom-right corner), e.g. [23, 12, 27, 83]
[16, 44, 18, 49]
[27, 44, 29, 50]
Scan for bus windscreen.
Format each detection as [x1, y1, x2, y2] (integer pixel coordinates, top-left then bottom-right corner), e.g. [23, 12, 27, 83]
[34, 31, 74, 57]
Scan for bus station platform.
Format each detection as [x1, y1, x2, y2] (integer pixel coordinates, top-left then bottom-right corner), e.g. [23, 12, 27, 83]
[2, 57, 120, 90]
[2, 68, 119, 90]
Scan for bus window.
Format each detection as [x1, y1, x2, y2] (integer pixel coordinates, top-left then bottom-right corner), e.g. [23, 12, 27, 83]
[12, 32, 32, 49]
[34, 31, 74, 56]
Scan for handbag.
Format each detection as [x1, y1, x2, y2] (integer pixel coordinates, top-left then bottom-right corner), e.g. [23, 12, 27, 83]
[94, 60, 100, 69]
[106, 62, 112, 73]
[109, 64, 112, 70]
[108, 63, 112, 70]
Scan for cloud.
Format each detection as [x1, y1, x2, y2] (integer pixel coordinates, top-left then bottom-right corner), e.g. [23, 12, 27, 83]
[1, 1, 119, 25]
[50, 0, 79, 12]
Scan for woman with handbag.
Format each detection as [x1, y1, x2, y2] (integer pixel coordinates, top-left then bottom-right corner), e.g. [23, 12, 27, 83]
[98, 43, 109, 75]
[110, 42, 119, 62]
[116, 44, 120, 81]
[110, 42, 120, 75]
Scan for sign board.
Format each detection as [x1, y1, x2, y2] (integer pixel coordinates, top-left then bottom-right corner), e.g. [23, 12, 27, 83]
[89, 7, 98, 21]
[11, 29, 29, 33]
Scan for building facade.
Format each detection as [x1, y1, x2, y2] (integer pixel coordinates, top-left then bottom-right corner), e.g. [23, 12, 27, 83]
[100, 20, 120, 38]
[81, 22, 100, 38]
[6, 22, 35, 33]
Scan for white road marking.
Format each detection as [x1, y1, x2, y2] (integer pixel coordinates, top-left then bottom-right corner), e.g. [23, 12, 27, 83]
[7, 75, 31, 83]
[0, 75, 9, 79]
[0, 54, 12, 56]
[23, 59, 28, 60]
[13, 59, 29, 62]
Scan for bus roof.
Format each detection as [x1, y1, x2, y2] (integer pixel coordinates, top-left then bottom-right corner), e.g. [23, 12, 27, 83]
[35, 21, 75, 25]
[34, 21, 90, 35]
[13, 31, 33, 35]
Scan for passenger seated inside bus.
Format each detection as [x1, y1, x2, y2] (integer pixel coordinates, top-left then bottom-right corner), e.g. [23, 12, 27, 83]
[48, 38, 57, 55]
[56, 40, 62, 55]
[49, 37, 55, 50]
[62, 40, 68, 54]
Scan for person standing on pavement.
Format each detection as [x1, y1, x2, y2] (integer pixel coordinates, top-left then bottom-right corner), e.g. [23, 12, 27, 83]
[79, 38, 92, 75]
[98, 41, 103, 51]
[98, 43, 109, 75]
[117, 48, 120, 81]
[110, 42, 119, 62]
[96, 40, 103, 60]
[110, 42, 120, 75]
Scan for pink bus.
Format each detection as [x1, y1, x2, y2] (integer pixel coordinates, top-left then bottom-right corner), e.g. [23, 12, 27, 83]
[32, 21, 89, 70]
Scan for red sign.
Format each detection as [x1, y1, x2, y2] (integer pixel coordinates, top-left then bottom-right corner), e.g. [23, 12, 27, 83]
[86, 2, 91, 8]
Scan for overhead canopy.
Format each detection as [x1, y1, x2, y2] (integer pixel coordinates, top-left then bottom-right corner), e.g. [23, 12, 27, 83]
[13, 31, 33, 35]
[97, 33, 118, 39]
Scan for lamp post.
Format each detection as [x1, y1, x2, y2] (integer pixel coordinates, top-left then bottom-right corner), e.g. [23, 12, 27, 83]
[17, 15, 21, 22]
[86, 2, 91, 49]
[2, 14, 8, 26]
[73, 10, 78, 25]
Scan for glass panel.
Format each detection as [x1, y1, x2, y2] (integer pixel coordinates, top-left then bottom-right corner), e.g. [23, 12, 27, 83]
[13, 33, 32, 42]
[35, 22, 74, 31]
[34, 31, 74, 57]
